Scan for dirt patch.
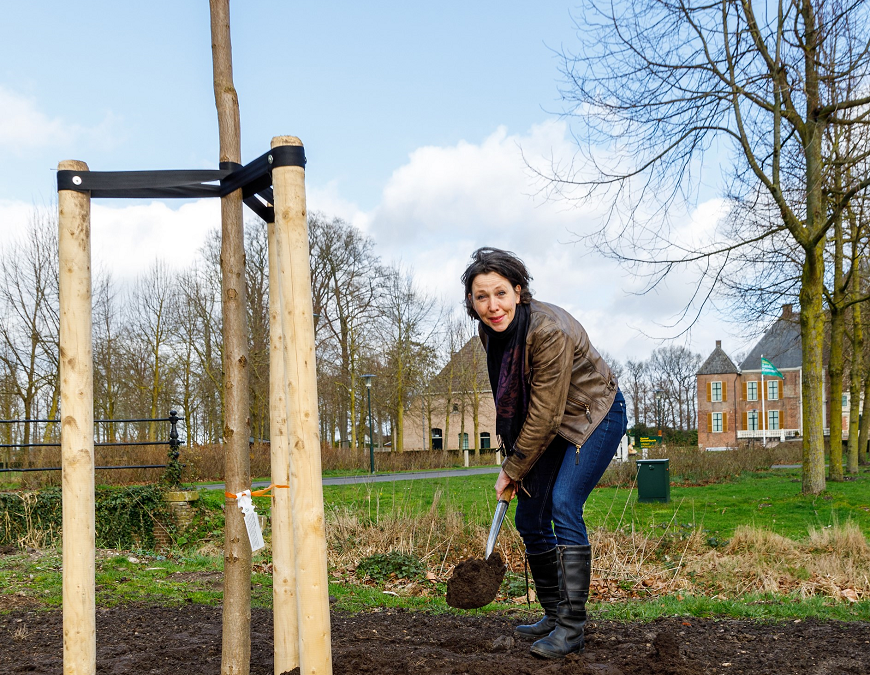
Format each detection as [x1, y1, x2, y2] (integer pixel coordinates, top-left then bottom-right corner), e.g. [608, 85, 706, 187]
[1, 605, 869, 674]
[446, 553, 507, 609]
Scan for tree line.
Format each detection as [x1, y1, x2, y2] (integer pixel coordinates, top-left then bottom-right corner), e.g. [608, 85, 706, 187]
[0, 209, 444, 453]
[1, 206, 707, 457]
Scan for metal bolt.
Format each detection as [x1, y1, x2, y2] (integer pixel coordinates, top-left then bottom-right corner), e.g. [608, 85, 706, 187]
[72, 176, 82, 186]
[267, 155, 273, 164]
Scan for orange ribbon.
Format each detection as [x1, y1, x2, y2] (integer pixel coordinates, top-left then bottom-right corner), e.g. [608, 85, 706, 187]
[224, 484, 289, 500]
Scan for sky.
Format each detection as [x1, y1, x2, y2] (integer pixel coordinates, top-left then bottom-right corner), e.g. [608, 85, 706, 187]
[0, 1, 754, 365]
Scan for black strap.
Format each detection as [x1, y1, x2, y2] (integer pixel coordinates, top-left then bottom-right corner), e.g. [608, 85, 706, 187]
[56, 144, 305, 217]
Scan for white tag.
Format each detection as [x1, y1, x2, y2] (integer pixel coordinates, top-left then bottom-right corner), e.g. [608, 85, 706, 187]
[236, 490, 265, 553]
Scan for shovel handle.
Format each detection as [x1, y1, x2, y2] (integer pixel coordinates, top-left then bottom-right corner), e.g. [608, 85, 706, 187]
[499, 484, 515, 503]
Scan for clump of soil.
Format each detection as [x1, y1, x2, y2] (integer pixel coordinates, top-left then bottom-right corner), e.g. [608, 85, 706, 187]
[446, 552, 507, 609]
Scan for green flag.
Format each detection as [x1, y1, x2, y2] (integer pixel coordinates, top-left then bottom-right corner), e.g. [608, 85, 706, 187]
[761, 356, 784, 378]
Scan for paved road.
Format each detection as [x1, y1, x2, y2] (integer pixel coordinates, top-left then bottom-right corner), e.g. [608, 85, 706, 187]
[200, 466, 502, 492]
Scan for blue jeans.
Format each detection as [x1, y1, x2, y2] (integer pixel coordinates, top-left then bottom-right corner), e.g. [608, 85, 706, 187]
[514, 389, 627, 554]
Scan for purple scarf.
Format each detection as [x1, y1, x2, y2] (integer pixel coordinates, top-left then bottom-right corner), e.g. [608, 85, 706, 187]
[482, 303, 530, 453]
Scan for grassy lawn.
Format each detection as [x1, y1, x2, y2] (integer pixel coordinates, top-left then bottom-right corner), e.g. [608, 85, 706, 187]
[316, 467, 870, 542]
[3, 466, 869, 622]
[3, 547, 868, 623]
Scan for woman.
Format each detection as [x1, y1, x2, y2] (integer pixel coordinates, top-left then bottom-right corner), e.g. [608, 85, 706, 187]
[461, 247, 627, 659]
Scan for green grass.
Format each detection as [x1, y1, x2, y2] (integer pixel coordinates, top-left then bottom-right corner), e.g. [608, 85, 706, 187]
[320, 467, 870, 542]
[4, 466, 870, 622]
[6, 548, 866, 623]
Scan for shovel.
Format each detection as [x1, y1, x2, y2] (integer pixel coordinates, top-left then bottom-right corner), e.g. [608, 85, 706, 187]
[485, 484, 514, 559]
[446, 484, 514, 609]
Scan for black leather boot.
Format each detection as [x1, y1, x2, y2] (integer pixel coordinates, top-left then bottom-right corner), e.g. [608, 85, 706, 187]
[514, 547, 560, 639]
[530, 545, 591, 659]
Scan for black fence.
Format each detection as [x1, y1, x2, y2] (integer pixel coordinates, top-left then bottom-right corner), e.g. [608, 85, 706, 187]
[0, 411, 184, 482]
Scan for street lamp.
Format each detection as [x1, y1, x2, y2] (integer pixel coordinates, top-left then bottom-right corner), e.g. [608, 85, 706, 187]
[654, 390, 664, 437]
[362, 374, 376, 474]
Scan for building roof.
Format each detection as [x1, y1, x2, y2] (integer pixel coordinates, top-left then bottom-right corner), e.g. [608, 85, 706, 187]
[739, 304, 802, 371]
[697, 340, 740, 375]
[434, 337, 490, 392]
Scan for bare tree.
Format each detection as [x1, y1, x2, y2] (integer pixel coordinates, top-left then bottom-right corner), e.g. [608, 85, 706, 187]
[545, 0, 870, 494]
[376, 265, 438, 452]
[0, 209, 58, 449]
[309, 214, 381, 448]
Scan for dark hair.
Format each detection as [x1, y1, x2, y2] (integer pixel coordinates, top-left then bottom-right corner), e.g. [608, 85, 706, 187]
[461, 247, 533, 320]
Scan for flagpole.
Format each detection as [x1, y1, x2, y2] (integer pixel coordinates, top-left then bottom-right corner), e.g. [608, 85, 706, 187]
[761, 354, 766, 445]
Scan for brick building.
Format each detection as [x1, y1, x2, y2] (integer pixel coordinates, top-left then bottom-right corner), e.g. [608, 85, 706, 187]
[696, 304, 841, 450]
[402, 338, 497, 452]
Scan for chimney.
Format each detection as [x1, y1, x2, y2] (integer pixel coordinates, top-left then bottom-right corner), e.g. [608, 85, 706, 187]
[715, 340, 721, 349]
[781, 304, 793, 319]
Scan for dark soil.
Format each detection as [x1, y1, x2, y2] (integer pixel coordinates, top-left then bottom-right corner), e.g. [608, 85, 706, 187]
[446, 553, 507, 609]
[2, 605, 869, 674]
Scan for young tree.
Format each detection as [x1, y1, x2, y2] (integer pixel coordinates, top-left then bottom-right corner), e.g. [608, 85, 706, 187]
[209, 1, 252, 672]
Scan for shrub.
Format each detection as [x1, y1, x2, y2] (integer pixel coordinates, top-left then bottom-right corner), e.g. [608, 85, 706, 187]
[355, 551, 425, 582]
[0, 485, 170, 549]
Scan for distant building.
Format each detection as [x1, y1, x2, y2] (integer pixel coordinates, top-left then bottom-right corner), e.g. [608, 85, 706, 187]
[402, 338, 496, 452]
[696, 304, 842, 450]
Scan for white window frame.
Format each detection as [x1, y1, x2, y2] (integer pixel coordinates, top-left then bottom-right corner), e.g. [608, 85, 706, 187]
[711, 381, 723, 402]
[712, 412, 723, 433]
[767, 380, 779, 401]
[747, 381, 758, 402]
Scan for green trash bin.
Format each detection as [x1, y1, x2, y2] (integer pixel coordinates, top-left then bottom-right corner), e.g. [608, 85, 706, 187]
[636, 458, 670, 503]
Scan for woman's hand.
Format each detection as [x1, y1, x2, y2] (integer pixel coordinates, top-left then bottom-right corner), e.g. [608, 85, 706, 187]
[495, 469, 516, 502]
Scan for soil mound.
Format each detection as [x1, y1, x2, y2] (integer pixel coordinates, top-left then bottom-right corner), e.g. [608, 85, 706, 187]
[446, 552, 507, 609]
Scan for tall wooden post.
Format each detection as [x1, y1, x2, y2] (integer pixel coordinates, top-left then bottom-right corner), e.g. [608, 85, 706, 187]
[58, 160, 96, 675]
[271, 136, 332, 675]
[267, 220, 299, 674]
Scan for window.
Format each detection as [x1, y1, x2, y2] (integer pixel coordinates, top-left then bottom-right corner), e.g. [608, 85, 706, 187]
[711, 381, 723, 402]
[452, 402, 459, 413]
[768, 410, 780, 430]
[842, 394, 848, 408]
[712, 412, 723, 433]
[747, 381, 758, 401]
[459, 433, 469, 450]
[430, 428, 443, 451]
[747, 410, 759, 431]
[767, 380, 779, 401]
[479, 432, 491, 450]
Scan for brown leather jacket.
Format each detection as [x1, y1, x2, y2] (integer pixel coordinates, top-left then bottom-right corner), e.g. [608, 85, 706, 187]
[479, 299, 618, 481]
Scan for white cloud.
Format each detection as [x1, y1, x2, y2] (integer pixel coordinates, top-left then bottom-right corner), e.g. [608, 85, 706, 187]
[363, 121, 734, 361]
[91, 200, 220, 280]
[0, 120, 739, 364]
[0, 86, 120, 153]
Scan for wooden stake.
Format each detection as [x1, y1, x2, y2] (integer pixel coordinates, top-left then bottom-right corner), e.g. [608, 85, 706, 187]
[58, 159, 96, 675]
[267, 220, 299, 674]
[271, 136, 332, 675]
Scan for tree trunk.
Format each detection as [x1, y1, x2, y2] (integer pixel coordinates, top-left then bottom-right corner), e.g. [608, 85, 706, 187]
[828, 305, 844, 481]
[209, 2, 252, 674]
[828, 212, 845, 481]
[848, 296, 862, 475]
[799, 240, 827, 495]
[859, 339, 870, 465]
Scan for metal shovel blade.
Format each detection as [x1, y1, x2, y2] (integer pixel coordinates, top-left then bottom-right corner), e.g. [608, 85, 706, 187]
[484, 485, 514, 560]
